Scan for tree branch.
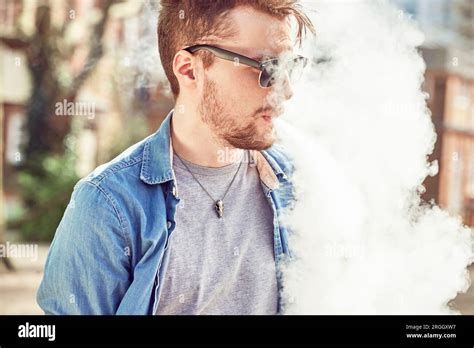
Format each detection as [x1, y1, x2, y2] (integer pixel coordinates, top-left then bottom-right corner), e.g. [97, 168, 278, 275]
[67, 0, 115, 98]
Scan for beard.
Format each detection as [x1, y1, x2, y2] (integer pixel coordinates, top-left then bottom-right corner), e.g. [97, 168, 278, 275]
[198, 78, 275, 151]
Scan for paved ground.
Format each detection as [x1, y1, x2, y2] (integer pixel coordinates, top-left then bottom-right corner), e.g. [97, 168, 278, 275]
[1, 245, 473, 314]
[0, 244, 48, 315]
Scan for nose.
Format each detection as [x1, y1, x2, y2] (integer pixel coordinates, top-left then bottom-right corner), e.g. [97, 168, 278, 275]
[282, 72, 294, 100]
[273, 71, 293, 100]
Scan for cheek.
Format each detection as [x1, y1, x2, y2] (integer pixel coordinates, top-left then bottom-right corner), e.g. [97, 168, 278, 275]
[209, 64, 269, 112]
[228, 68, 268, 105]
[234, 68, 262, 93]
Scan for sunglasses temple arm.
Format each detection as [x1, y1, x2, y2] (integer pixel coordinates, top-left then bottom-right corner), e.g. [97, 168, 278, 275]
[186, 45, 261, 70]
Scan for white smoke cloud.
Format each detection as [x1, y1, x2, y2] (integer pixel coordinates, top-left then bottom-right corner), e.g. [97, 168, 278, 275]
[273, 0, 473, 314]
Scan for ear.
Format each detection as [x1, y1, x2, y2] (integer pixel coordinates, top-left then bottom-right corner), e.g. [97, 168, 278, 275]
[172, 50, 197, 92]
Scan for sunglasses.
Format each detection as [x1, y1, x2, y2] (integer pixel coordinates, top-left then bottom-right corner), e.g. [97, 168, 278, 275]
[183, 44, 308, 88]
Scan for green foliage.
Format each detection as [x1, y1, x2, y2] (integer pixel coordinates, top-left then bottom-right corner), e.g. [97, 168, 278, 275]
[14, 150, 79, 242]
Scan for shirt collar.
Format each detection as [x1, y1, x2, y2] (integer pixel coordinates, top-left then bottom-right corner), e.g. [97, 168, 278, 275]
[140, 110, 175, 185]
[140, 109, 283, 191]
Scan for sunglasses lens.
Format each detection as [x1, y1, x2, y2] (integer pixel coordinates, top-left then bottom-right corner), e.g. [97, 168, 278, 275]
[259, 57, 307, 88]
[259, 70, 274, 88]
[288, 57, 307, 83]
[259, 60, 278, 87]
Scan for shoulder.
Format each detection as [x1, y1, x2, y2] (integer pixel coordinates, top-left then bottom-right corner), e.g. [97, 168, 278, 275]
[70, 132, 169, 225]
[69, 135, 158, 219]
[83, 138, 147, 187]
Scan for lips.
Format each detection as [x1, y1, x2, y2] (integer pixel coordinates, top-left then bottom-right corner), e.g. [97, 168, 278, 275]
[261, 111, 281, 121]
[259, 106, 283, 123]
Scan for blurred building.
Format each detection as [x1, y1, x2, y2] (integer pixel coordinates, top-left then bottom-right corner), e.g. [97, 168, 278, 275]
[393, 0, 474, 226]
[0, 0, 35, 216]
[1, 0, 172, 218]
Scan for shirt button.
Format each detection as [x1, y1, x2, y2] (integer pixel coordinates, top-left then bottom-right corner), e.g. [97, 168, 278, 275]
[167, 221, 172, 229]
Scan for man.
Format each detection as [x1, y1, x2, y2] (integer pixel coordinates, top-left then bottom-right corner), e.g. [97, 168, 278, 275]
[37, 0, 314, 315]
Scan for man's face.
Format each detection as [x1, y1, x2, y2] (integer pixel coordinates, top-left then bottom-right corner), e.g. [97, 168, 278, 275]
[198, 6, 294, 151]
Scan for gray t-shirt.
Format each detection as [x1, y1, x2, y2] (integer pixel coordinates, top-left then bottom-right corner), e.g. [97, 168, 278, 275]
[155, 150, 278, 315]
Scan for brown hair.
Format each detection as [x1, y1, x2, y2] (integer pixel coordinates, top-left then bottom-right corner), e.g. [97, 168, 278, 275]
[158, 0, 315, 98]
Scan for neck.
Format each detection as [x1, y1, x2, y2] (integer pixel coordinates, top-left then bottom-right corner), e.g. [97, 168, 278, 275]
[170, 100, 244, 167]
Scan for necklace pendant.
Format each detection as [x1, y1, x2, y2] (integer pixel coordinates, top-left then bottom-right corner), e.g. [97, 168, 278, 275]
[215, 200, 224, 218]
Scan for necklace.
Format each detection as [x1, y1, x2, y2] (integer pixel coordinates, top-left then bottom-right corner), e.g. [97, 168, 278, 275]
[174, 151, 244, 218]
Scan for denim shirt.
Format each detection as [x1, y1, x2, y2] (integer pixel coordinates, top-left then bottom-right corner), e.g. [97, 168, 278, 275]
[37, 110, 295, 315]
